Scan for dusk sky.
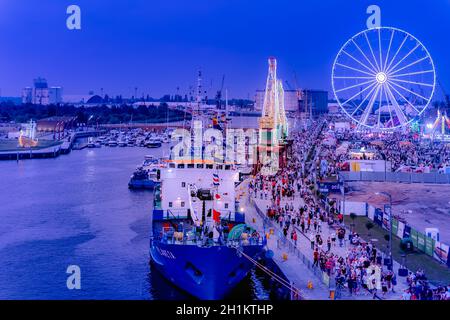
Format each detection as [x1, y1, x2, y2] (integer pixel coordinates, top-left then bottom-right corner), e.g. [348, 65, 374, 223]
[1, 0, 449, 99]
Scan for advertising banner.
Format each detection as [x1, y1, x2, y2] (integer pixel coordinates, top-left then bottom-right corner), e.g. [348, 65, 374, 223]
[382, 205, 391, 230]
[391, 218, 398, 238]
[397, 221, 405, 239]
[368, 205, 375, 221]
[374, 208, 383, 227]
[403, 225, 411, 239]
[425, 236, 435, 257]
[417, 232, 425, 252]
[433, 241, 450, 266]
[411, 229, 418, 248]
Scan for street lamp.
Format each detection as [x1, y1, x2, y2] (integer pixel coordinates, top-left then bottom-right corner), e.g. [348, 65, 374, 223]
[376, 191, 393, 270]
[340, 176, 346, 227]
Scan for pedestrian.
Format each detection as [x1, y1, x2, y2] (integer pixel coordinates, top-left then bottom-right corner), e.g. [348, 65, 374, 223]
[293, 230, 298, 247]
[313, 249, 319, 267]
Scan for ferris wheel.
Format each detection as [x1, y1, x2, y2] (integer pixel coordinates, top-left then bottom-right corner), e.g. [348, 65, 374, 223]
[332, 27, 436, 130]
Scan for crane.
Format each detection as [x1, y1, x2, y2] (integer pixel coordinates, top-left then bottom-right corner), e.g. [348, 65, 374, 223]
[215, 74, 225, 110]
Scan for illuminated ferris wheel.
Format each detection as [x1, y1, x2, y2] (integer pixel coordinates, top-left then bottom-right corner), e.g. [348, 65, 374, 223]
[332, 27, 436, 129]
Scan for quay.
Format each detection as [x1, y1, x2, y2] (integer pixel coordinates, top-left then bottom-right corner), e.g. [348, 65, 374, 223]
[238, 180, 409, 300]
[0, 130, 105, 160]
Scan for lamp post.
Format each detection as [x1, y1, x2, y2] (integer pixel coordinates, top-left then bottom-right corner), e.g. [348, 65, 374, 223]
[376, 191, 393, 270]
[340, 176, 346, 227]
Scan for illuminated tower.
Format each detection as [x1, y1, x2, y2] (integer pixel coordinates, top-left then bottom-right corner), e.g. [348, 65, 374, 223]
[259, 57, 288, 146]
[257, 57, 289, 174]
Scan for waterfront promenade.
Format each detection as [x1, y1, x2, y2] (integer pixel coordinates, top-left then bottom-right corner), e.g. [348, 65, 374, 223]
[238, 180, 409, 300]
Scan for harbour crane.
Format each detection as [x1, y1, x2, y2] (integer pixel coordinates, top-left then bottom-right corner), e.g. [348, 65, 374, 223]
[215, 74, 225, 110]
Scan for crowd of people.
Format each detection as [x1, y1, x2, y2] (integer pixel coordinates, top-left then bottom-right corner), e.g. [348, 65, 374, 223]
[247, 116, 450, 300]
[329, 128, 450, 174]
[402, 270, 450, 300]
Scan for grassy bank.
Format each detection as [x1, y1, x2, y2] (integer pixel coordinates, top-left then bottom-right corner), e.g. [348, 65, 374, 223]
[345, 215, 450, 285]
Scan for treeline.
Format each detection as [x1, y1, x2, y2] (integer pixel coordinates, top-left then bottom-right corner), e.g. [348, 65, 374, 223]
[0, 102, 191, 124]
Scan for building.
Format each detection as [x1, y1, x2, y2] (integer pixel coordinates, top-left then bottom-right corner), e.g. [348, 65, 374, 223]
[299, 90, 328, 115]
[22, 78, 63, 105]
[36, 116, 77, 132]
[255, 89, 299, 112]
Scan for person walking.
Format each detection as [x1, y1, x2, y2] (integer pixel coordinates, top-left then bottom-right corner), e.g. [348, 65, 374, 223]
[313, 249, 319, 267]
[310, 235, 315, 250]
[292, 230, 298, 247]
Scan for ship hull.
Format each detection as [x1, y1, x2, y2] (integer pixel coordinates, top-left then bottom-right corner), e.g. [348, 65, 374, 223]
[150, 239, 264, 300]
[128, 179, 160, 190]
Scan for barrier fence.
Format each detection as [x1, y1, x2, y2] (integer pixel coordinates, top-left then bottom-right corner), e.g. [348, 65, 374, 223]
[252, 200, 337, 291]
[339, 200, 450, 268]
[339, 171, 450, 184]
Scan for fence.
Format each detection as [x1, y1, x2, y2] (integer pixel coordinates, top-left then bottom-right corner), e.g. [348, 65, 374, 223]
[252, 199, 336, 290]
[339, 171, 450, 184]
[340, 199, 450, 269]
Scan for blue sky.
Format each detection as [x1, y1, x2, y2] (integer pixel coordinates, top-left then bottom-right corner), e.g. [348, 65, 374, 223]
[0, 0, 449, 99]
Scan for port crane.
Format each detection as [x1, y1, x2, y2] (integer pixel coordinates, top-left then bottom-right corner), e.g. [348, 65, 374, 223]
[215, 74, 225, 110]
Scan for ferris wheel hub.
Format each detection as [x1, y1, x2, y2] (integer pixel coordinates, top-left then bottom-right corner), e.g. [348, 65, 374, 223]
[376, 72, 387, 84]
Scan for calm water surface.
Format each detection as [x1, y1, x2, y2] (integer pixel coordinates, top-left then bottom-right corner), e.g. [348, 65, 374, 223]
[0, 146, 283, 300]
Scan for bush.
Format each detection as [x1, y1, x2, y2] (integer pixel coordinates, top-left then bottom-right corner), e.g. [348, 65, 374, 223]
[365, 222, 374, 232]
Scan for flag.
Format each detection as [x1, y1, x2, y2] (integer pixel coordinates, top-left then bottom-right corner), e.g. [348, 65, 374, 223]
[215, 193, 221, 200]
[213, 173, 220, 186]
[213, 209, 221, 222]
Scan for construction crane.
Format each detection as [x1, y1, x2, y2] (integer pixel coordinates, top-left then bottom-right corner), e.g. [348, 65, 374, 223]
[215, 74, 225, 110]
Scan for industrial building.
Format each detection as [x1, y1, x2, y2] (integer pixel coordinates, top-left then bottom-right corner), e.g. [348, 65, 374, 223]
[22, 78, 63, 105]
[299, 89, 329, 115]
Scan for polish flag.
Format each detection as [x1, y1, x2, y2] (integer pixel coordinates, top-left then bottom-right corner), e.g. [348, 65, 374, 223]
[213, 209, 221, 222]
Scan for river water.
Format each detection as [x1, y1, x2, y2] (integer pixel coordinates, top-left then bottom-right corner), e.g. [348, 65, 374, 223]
[0, 145, 286, 300]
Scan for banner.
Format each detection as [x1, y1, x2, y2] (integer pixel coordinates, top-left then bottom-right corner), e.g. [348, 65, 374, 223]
[417, 232, 425, 252]
[391, 218, 398, 238]
[411, 229, 418, 248]
[425, 236, 435, 257]
[433, 241, 450, 265]
[382, 205, 391, 230]
[368, 205, 375, 221]
[403, 225, 411, 239]
[374, 208, 383, 227]
[397, 221, 405, 239]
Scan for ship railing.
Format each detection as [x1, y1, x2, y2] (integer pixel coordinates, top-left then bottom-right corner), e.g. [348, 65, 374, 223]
[165, 209, 189, 220]
[155, 226, 264, 247]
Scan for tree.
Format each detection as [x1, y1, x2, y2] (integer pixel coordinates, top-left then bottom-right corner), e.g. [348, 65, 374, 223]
[365, 222, 374, 237]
